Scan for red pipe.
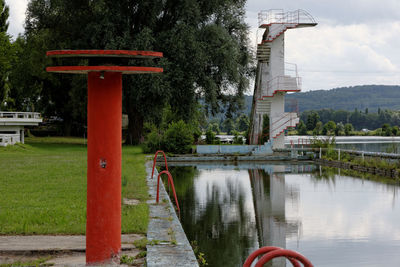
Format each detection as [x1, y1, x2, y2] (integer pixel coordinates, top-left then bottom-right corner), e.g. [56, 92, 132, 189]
[151, 150, 168, 179]
[243, 247, 301, 267]
[255, 249, 313, 267]
[156, 170, 180, 213]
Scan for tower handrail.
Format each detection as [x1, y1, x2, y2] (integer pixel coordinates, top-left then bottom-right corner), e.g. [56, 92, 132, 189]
[271, 112, 295, 128]
[271, 112, 298, 137]
[258, 9, 316, 26]
[156, 170, 180, 213]
[263, 75, 301, 97]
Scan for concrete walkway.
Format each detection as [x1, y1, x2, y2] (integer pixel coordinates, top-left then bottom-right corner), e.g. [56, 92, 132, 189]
[0, 234, 144, 266]
[0, 234, 141, 252]
[145, 161, 199, 267]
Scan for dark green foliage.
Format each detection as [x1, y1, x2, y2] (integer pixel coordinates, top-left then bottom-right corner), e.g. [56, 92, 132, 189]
[306, 111, 319, 131]
[0, 0, 10, 108]
[232, 130, 243, 144]
[236, 114, 249, 132]
[205, 129, 216, 144]
[301, 108, 400, 131]
[392, 126, 399, 136]
[382, 123, 391, 136]
[164, 120, 194, 154]
[143, 120, 194, 154]
[0, 0, 9, 32]
[297, 120, 307, 135]
[142, 128, 163, 154]
[322, 121, 336, 135]
[222, 118, 235, 134]
[313, 121, 323, 135]
[18, 0, 252, 142]
[335, 122, 344, 136]
[286, 85, 400, 112]
[344, 123, 353, 135]
[208, 122, 220, 135]
[261, 114, 269, 143]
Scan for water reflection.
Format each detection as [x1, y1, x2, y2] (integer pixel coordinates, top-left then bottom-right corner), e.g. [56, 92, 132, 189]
[168, 164, 400, 267]
[170, 167, 258, 266]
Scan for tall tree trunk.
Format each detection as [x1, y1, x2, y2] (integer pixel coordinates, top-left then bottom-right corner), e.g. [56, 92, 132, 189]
[126, 105, 144, 145]
[63, 119, 72, 136]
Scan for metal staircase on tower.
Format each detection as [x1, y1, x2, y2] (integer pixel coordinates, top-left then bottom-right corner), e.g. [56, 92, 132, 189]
[249, 9, 317, 149]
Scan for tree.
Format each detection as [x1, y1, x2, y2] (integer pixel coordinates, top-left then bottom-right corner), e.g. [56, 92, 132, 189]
[313, 121, 323, 135]
[208, 122, 220, 135]
[335, 122, 344, 136]
[297, 120, 307, 135]
[236, 114, 249, 132]
[164, 120, 194, 154]
[306, 111, 319, 131]
[205, 128, 216, 144]
[223, 118, 235, 135]
[322, 121, 336, 135]
[261, 114, 270, 143]
[382, 123, 392, 136]
[392, 126, 399, 136]
[0, 0, 9, 32]
[0, 0, 10, 108]
[344, 123, 353, 136]
[23, 0, 253, 142]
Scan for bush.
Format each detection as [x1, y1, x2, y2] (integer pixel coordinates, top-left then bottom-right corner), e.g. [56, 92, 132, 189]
[142, 128, 163, 153]
[205, 129, 215, 144]
[232, 130, 244, 144]
[164, 120, 194, 154]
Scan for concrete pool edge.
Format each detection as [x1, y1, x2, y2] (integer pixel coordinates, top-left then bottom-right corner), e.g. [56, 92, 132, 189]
[145, 161, 199, 267]
[159, 154, 311, 162]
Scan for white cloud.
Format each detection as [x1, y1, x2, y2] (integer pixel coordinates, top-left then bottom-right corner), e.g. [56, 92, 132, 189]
[284, 22, 400, 90]
[5, 0, 28, 39]
[245, 0, 400, 91]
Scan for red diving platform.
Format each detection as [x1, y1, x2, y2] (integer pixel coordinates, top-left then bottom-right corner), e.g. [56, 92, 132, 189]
[47, 50, 163, 265]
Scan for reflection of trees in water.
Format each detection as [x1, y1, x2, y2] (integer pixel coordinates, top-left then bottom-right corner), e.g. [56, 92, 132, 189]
[172, 167, 257, 267]
[311, 166, 400, 204]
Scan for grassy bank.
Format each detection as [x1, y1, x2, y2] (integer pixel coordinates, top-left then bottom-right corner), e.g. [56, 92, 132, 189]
[0, 137, 149, 235]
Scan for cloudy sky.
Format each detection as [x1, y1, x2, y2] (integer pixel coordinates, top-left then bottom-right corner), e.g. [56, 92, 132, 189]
[6, 0, 400, 91]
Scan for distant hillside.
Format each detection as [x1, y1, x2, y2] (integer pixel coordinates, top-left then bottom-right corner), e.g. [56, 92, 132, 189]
[207, 85, 400, 120]
[285, 85, 400, 112]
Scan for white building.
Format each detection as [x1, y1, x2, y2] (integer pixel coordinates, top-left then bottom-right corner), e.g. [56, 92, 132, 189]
[249, 9, 317, 149]
[0, 112, 42, 146]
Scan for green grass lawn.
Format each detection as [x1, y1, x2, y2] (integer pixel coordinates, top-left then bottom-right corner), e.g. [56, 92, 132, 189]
[0, 137, 149, 235]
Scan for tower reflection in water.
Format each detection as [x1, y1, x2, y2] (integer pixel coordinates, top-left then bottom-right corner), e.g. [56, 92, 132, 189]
[169, 164, 309, 267]
[249, 166, 302, 267]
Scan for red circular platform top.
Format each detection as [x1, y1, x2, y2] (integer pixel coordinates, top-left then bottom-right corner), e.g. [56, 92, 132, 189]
[46, 50, 163, 74]
[47, 50, 163, 58]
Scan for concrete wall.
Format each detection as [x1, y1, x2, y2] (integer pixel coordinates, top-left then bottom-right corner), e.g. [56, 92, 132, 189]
[0, 125, 23, 146]
[197, 145, 258, 154]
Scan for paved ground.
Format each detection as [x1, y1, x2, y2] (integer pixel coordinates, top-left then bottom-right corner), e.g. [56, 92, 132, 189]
[0, 234, 144, 266]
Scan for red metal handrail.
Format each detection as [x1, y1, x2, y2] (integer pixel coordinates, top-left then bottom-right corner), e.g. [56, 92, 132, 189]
[243, 246, 313, 267]
[151, 150, 168, 179]
[156, 170, 180, 213]
[243, 247, 301, 267]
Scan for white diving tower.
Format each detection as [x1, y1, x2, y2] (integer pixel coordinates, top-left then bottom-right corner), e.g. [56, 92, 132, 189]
[0, 112, 42, 146]
[249, 9, 317, 149]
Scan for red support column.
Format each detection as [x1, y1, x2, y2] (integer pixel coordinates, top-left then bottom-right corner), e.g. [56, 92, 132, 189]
[86, 71, 122, 264]
[46, 49, 163, 265]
